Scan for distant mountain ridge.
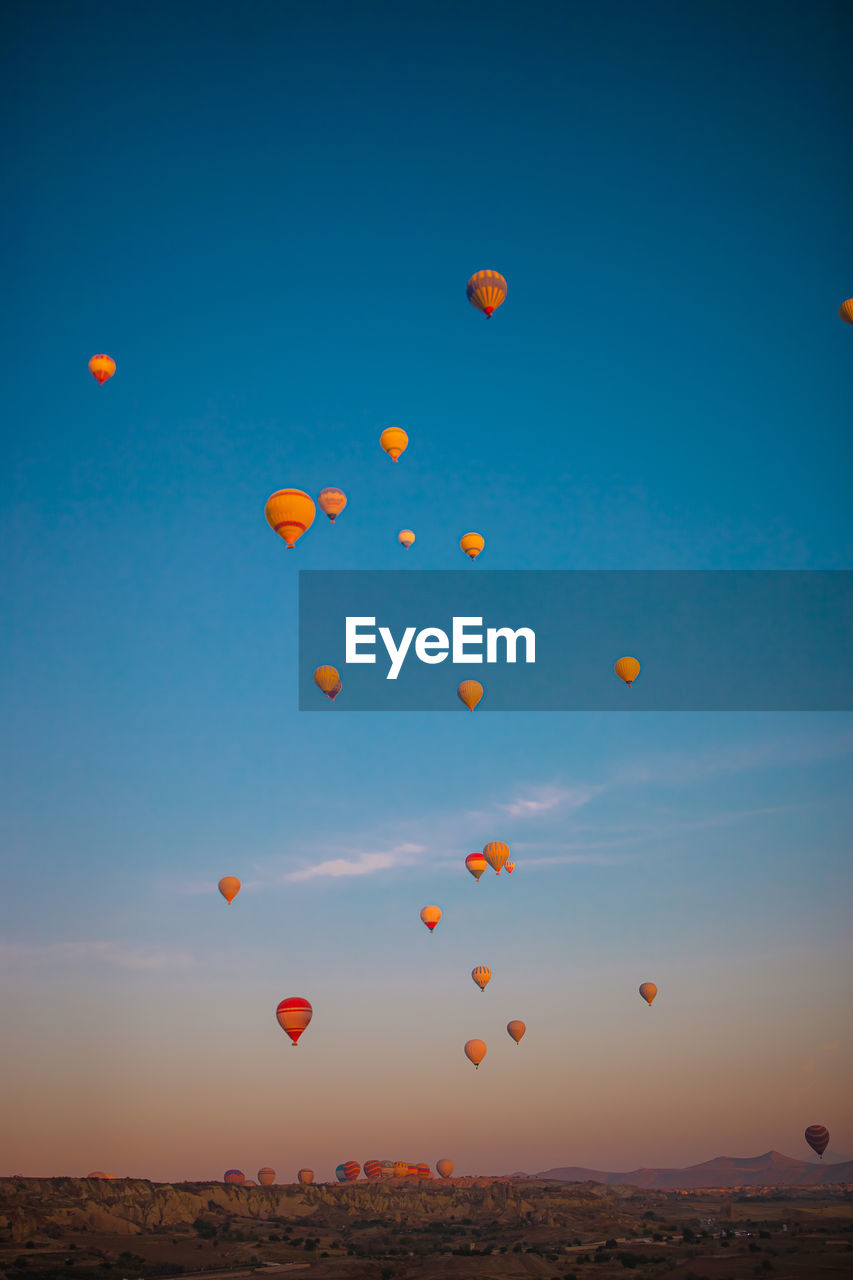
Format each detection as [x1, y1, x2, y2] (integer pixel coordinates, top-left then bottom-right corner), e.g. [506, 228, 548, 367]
[537, 1149, 853, 1189]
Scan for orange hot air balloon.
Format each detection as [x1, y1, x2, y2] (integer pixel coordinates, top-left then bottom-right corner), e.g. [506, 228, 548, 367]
[86, 1171, 114, 1179]
[314, 665, 341, 697]
[276, 996, 313, 1045]
[505, 861, 515, 874]
[318, 488, 347, 523]
[839, 299, 853, 325]
[805, 1124, 830, 1158]
[297, 1168, 314, 1185]
[614, 656, 641, 686]
[466, 270, 507, 318]
[88, 354, 116, 385]
[639, 982, 658, 1007]
[464, 1038, 487, 1069]
[459, 532, 485, 560]
[472, 965, 491, 992]
[380, 427, 408, 461]
[465, 852, 488, 882]
[218, 876, 241, 904]
[483, 841, 510, 875]
[436, 1159, 454, 1178]
[258, 1168, 275, 1185]
[457, 680, 483, 711]
[507, 1019, 526, 1045]
[398, 529, 415, 549]
[265, 489, 316, 549]
[420, 905, 442, 933]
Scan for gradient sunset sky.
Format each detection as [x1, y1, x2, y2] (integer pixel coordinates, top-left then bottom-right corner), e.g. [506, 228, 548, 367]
[2, 0, 851, 1182]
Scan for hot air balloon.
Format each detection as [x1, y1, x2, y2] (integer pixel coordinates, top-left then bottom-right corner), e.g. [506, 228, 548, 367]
[505, 861, 515, 874]
[507, 1020, 526, 1044]
[805, 1125, 829, 1158]
[88, 354, 116, 385]
[314, 665, 341, 697]
[472, 965, 491, 992]
[393, 1161, 408, 1178]
[224, 1170, 245, 1185]
[380, 427, 408, 462]
[398, 529, 415, 549]
[614, 656, 641, 686]
[457, 680, 483, 711]
[363, 1160, 383, 1180]
[86, 1172, 114, 1179]
[460, 532, 485, 560]
[276, 996, 313, 1045]
[415, 1163, 431, 1179]
[297, 1168, 314, 1185]
[466, 270, 507, 318]
[464, 1038, 487, 1069]
[483, 841, 510, 875]
[258, 1168, 275, 1185]
[839, 299, 853, 325]
[218, 876, 241, 904]
[317, 488, 347, 523]
[465, 852, 488, 882]
[336, 1161, 360, 1182]
[436, 1159, 454, 1178]
[639, 982, 657, 1007]
[420, 905, 442, 933]
[265, 489, 316, 549]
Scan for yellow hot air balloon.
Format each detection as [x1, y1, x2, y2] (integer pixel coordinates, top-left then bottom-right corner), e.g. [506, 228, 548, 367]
[466, 270, 507, 318]
[457, 680, 483, 711]
[505, 861, 515, 874]
[88, 354, 116, 385]
[265, 489, 316, 549]
[420, 904, 442, 933]
[317, 488, 347, 523]
[314, 665, 341, 697]
[380, 427, 408, 462]
[460, 532, 485, 560]
[464, 1038, 487, 1069]
[471, 965, 491, 992]
[394, 1161, 408, 1178]
[639, 982, 658, 1006]
[436, 1159, 454, 1178]
[839, 299, 853, 324]
[483, 841, 510, 875]
[398, 529, 415, 549]
[614, 656, 641, 686]
[218, 876, 241, 904]
[507, 1019, 526, 1044]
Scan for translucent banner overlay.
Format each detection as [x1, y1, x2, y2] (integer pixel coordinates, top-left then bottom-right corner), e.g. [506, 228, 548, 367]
[298, 571, 853, 711]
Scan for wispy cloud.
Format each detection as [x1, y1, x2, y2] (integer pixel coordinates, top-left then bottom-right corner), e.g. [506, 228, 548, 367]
[498, 783, 602, 818]
[0, 941, 195, 971]
[610, 730, 853, 789]
[285, 842, 425, 882]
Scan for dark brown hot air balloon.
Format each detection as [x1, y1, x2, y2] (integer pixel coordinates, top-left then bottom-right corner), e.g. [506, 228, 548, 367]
[805, 1124, 829, 1158]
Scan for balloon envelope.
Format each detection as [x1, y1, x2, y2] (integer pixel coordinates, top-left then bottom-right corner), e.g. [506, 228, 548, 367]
[436, 1159, 454, 1178]
[466, 270, 507, 317]
[336, 1161, 360, 1181]
[398, 528, 415, 548]
[258, 1168, 275, 1185]
[839, 299, 853, 324]
[465, 852, 488, 881]
[464, 1038, 487, 1068]
[483, 841, 510, 875]
[265, 489, 316, 549]
[224, 1170, 245, 1184]
[615, 656, 641, 686]
[507, 1019, 526, 1044]
[276, 996, 313, 1045]
[87, 1171, 114, 1179]
[363, 1160, 383, 1180]
[380, 427, 408, 461]
[88, 354, 116, 384]
[472, 965, 491, 992]
[317, 487, 347, 522]
[314, 665, 341, 696]
[460, 532, 485, 560]
[639, 982, 658, 1006]
[218, 876, 241, 904]
[457, 680, 483, 711]
[805, 1124, 829, 1157]
[420, 904, 442, 932]
[297, 1169, 314, 1185]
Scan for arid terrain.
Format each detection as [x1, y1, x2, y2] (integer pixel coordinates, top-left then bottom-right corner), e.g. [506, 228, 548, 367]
[1, 1176, 852, 1280]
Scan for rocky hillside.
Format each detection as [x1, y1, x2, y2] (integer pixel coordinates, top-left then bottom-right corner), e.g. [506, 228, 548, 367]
[538, 1149, 853, 1188]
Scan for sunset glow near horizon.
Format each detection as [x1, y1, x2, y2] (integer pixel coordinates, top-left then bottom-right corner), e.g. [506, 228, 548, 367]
[2, 0, 852, 1183]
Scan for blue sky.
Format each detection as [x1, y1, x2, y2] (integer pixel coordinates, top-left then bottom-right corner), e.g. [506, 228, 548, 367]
[1, 0, 851, 1179]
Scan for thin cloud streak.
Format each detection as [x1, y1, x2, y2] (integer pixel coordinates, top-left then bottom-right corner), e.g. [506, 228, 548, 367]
[285, 842, 425, 882]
